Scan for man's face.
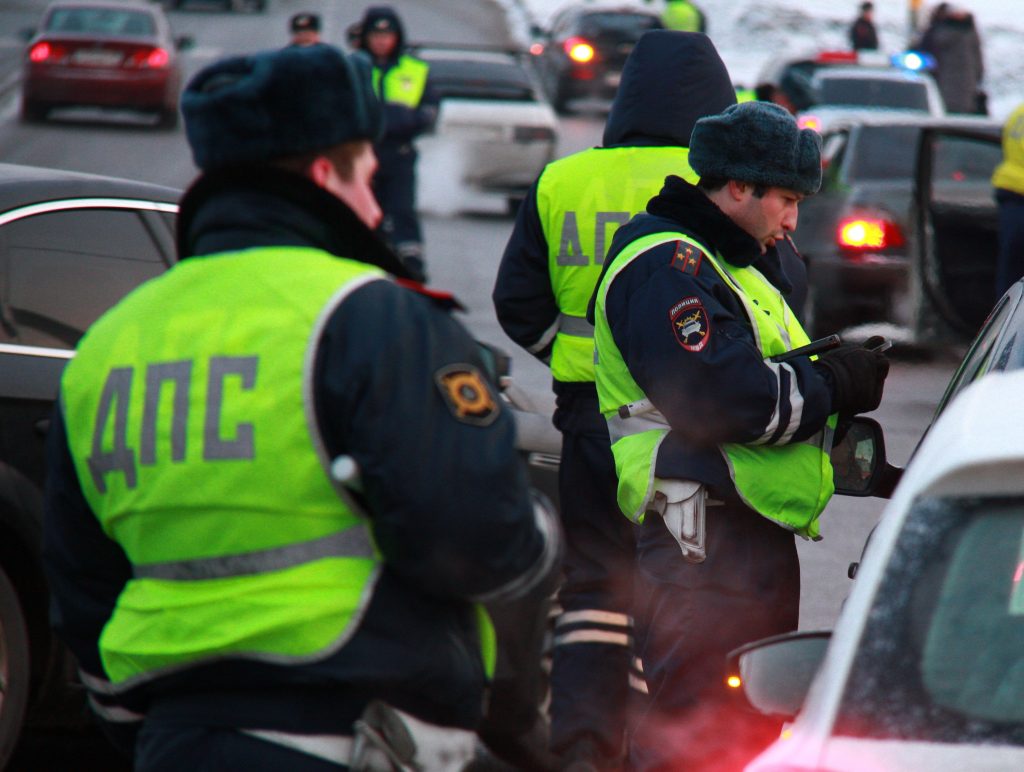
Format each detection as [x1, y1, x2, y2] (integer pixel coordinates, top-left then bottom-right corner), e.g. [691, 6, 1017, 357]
[292, 29, 320, 47]
[731, 184, 803, 253]
[322, 143, 382, 230]
[366, 29, 398, 58]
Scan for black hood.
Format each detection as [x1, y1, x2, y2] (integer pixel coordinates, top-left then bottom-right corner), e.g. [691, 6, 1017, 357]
[358, 5, 406, 57]
[602, 30, 737, 148]
[176, 165, 411, 279]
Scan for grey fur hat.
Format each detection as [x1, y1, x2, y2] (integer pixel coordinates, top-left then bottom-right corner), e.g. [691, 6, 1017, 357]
[182, 46, 382, 171]
[689, 102, 822, 194]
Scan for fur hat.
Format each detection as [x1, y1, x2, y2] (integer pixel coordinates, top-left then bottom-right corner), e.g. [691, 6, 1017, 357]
[182, 46, 381, 171]
[689, 102, 822, 194]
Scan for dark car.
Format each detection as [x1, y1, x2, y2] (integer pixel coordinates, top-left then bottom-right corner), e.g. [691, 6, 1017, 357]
[795, 114, 1001, 339]
[163, 0, 265, 12]
[21, 0, 191, 127]
[529, 5, 662, 114]
[0, 161, 178, 766]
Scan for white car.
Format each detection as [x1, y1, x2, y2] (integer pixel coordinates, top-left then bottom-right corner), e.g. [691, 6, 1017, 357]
[732, 370, 1024, 771]
[414, 46, 559, 213]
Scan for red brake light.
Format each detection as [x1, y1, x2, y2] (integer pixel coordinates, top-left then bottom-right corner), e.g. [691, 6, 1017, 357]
[127, 47, 170, 68]
[815, 50, 858, 64]
[529, 42, 544, 56]
[29, 42, 54, 62]
[838, 217, 905, 250]
[564, 36, 595, 63]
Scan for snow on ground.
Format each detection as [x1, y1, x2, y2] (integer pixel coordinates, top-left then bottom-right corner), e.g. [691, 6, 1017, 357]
[496, 0, 1024, 120]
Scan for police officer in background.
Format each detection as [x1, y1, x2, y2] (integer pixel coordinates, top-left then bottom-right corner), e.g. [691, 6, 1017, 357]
[288, 12, 322, 47]
[590, 102, 890, 771]
[356, 5, 435, 284]
[43, 45, 559, 771]
[494, 31, 743, 770]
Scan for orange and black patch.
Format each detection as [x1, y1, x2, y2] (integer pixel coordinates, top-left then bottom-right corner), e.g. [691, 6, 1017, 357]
[435, 364, 499, 426]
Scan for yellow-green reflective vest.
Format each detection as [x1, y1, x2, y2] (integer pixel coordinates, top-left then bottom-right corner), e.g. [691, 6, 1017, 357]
[735, 88, 756, 103]
[538, 146, 695, 383]
[61, 247, 495, 686]
[992, 103, 1024, 196]
[594, 232, 836, 537]
[663, 1, 702, 32]
[372, 54, 429, 108]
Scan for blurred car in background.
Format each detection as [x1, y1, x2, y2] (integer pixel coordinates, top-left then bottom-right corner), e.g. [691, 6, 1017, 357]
[413, 44, 558, 211]
[797, 66, 945, 132]
[162, 0, 265, 12]
[732, 366, 1024, 772]
[795, 114, 1000, 338]
[21, 0, 190, 127]
[529, 4, 662, 114]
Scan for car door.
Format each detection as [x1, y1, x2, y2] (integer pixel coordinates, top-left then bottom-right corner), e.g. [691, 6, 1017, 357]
[910, 126, 1002, 343]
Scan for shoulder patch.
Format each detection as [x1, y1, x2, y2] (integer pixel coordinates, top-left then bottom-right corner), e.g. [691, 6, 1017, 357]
[669, 297, 710, 352]
[435, 364, 500, 426]
[669, 241, 704, 276]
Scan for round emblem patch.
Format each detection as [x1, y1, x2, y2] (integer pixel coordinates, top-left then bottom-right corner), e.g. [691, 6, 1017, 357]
[435, 364, 499, 426]
[670, 297, 710, 352]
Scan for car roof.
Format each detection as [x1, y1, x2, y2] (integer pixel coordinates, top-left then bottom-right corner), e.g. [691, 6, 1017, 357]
[811, 66, 932, 83]
[0, 162, 180, 212]
[42, 0, 158, 12]
[819, 109, 1001, 132]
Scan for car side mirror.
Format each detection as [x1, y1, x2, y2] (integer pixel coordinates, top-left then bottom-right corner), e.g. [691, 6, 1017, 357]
[175, 35, 195, 51]
[831, 416, 901, 497]
[725, 630, 831, 718]
[18, 27, 35, 42]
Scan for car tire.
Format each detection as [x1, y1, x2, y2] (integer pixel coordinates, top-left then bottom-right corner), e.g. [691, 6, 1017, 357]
[550, 79, 572, 116]
[19, 99, 48, 124]
[0, 564, 31, 769]
[156, 107, 179, 130]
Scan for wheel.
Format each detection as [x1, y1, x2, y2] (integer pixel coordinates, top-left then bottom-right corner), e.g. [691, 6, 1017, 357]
[156, 107, 179, 130]
[19, 98, 48, 124]
[0, 565, 30, 768]
[550, 79, 572, 115]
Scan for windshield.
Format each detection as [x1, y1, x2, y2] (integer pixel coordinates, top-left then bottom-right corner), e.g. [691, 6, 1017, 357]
[816, 77, 930, 111]
[836, 497, 1024, 743]
[45, 8, 156, 36]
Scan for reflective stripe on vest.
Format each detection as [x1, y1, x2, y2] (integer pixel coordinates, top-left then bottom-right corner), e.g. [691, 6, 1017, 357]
[594, 233, 836, 536]
[373, 55, 429, 109]
[537, 146, 695, 383]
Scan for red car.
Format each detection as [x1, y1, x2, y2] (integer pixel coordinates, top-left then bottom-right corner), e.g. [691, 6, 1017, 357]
[21, 0, 189, 128]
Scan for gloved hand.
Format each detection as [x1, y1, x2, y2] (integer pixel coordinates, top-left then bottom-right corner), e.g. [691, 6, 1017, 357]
[813, 336, 890, 417]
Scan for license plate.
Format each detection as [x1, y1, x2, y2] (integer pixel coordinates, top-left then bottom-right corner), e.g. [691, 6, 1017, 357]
[71, 49, 122, 66]
[605, 71, 621, 87]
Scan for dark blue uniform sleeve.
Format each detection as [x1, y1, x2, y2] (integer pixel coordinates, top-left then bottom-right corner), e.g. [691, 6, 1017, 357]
[42, 408, 141, 750]
[492, 181, 560, 362]
[605, 244, 833, 446]
[316, 279, 559, 602]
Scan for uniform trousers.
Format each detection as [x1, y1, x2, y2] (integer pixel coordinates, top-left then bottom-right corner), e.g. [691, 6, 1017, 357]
[629, 499, 801, 772]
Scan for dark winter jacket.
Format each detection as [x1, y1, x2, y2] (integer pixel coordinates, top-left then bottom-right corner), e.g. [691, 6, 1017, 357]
[917, 14, 984, 114]
[588, 176, 833, 497]
[492, 31, 737, 402]
[43, 166, 558, 745]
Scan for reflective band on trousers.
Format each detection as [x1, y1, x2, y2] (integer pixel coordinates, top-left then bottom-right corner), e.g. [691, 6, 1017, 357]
[241, 729, 354, 766]
[134, 527, 375, 581]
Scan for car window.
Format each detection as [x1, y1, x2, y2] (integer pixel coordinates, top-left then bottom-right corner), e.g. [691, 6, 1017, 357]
[426, 59, 538, 101]
[0, 208, 167, 348]
[835, 497, 1024, 744]
[933, 291, 1021, 417]
[932, 133, 1004, 185]
[46, 8, 156, 36]
[815, 77, 930, 111]
[847, 125, 920, 179]
[577, 12, 661, 39]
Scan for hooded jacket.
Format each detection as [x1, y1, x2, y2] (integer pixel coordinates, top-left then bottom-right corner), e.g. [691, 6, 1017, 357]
[493, 31, 740, 401]
[43, 166, 558, 743]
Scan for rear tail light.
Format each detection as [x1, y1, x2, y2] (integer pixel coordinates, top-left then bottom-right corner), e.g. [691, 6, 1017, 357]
[529, 42, 544, 56]
[127, 47, 170, 69]
[837, 216, 905, 251]
[513, 126, 556, 143]
[564, 36, 595, 63]
[798, 114, 822, 132]
[28, 42, 63, 63]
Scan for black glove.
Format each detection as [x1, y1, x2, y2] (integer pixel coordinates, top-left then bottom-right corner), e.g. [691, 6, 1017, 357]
[813, 337, 890, 417]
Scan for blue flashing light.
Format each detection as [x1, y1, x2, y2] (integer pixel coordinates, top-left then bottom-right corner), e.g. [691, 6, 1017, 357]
[892, 50, 936, 72]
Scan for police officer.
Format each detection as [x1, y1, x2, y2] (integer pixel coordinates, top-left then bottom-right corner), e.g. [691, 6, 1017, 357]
[992, 102, 1024, 299]
[589, 101, 890, 771]
[288, 12, 321, 47]
[661, 0, 707, 33]
[494, 31, 742, 770]
[43, 45, 559, 771]
[357, 5, 435, 283]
